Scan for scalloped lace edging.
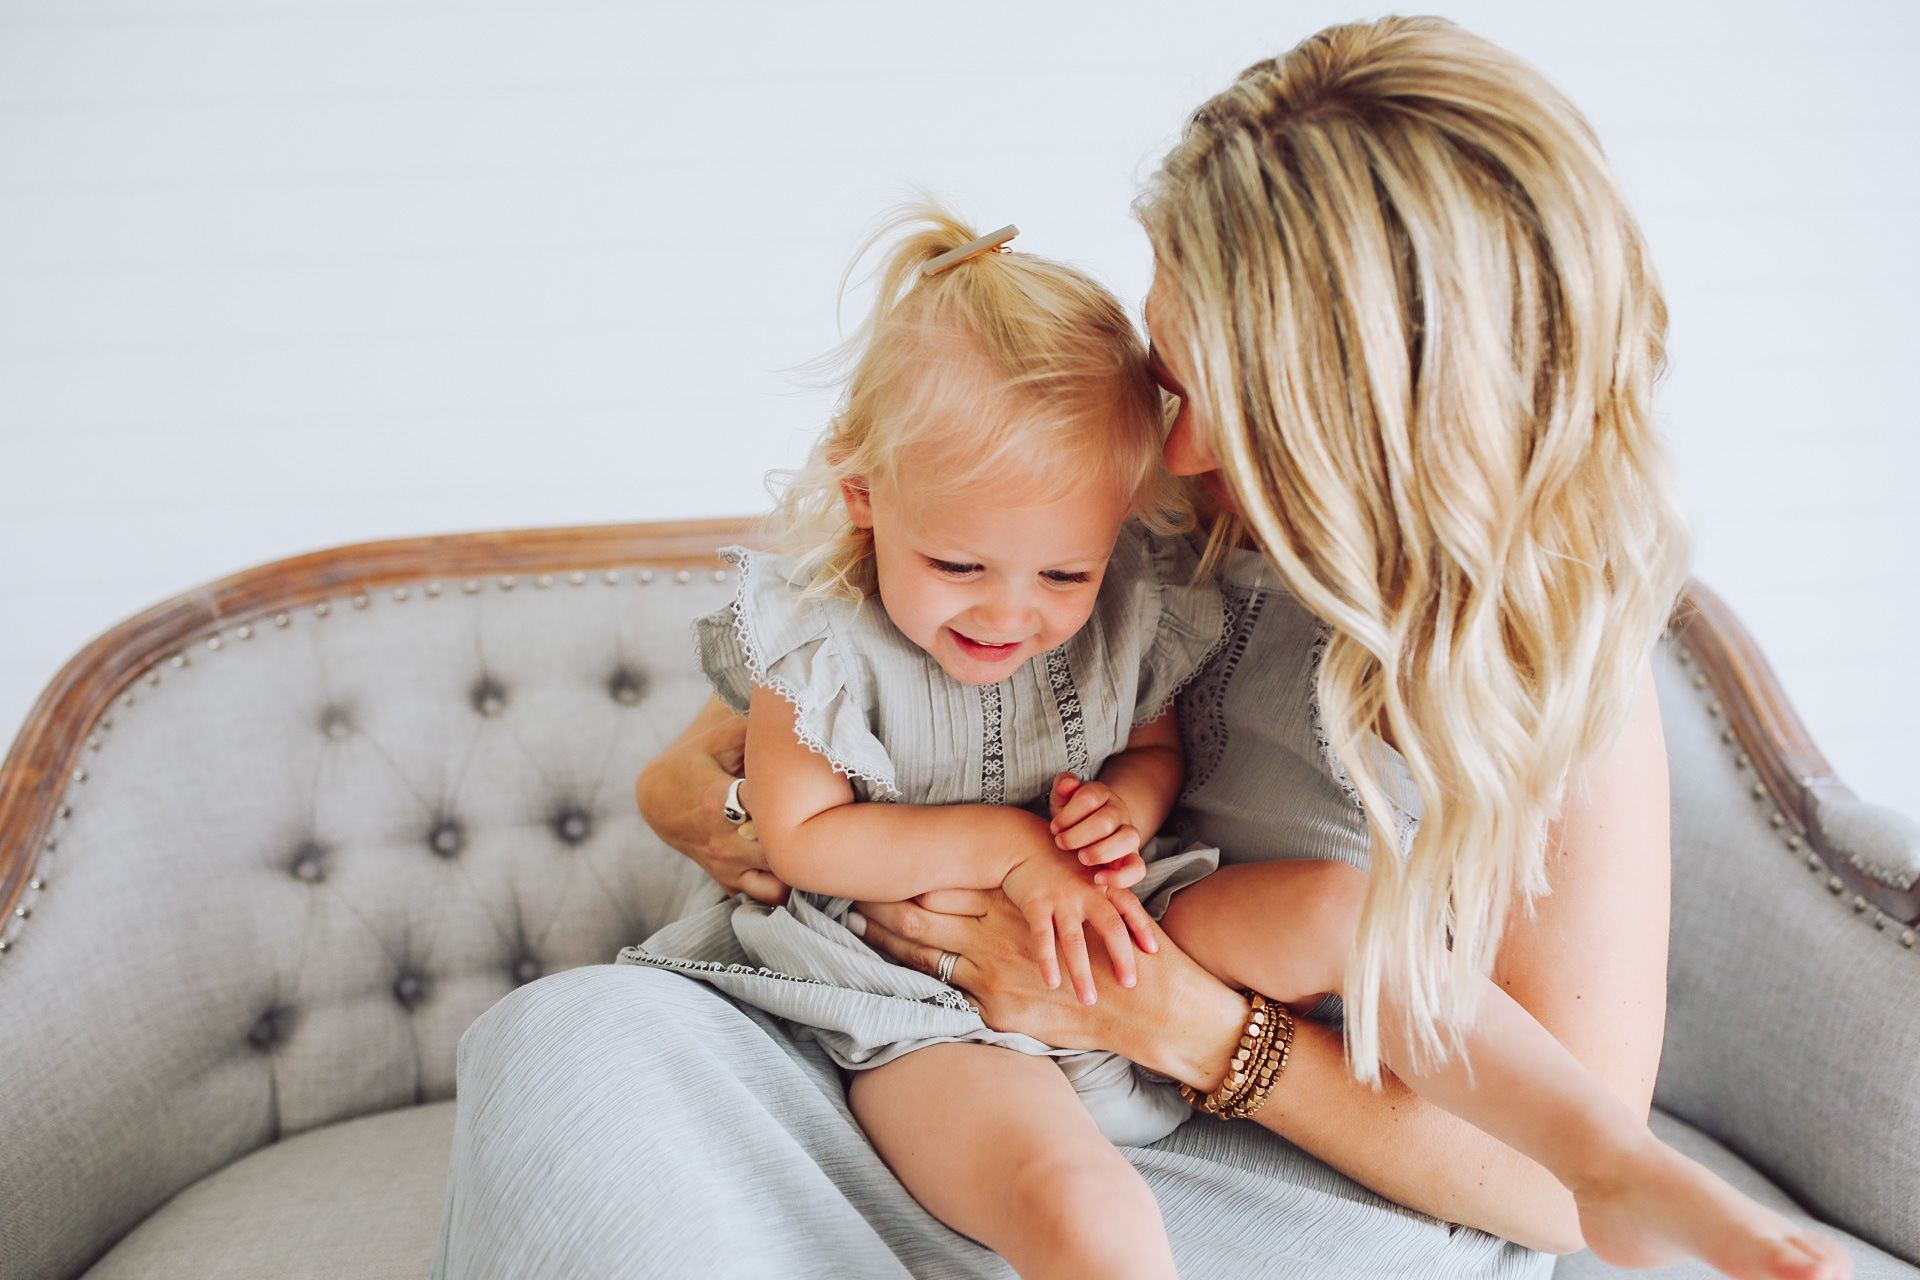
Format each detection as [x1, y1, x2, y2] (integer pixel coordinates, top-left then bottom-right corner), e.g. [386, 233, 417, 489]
[616, 945, 977, 1015]
[1133, 594, 1239, 729]
[725, 549, 900, 799]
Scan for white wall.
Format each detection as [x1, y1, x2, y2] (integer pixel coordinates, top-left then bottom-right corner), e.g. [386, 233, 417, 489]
[2, 0, 1915, 814]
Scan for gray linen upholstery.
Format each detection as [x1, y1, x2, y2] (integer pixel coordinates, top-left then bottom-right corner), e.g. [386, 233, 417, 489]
[82, 1101, 456, 1280]
[1647, 642, 1920, 1263]
[0, 571, 731, 1280]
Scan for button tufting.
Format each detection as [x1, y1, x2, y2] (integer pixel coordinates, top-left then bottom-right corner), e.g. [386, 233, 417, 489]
[290, 841, 326, 883]
[470, 676, 508, 718]
[512, 956, 541, 985]
[607, 667, 647, 706]
[429, 819, 466, 858]
[552, 808, 592, 845]
[248, 1006, 294, 1050]
[393, 970, 430, 1010]
[320, 708, 353, 741]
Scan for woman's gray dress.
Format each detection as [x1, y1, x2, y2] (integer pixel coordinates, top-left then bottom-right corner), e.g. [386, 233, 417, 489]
[431, 548, 1551, 1280]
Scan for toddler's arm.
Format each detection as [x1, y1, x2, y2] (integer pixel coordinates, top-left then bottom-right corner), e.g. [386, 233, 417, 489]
[744, 686, 1155, 1000]
[1049, 709, 1184, 879]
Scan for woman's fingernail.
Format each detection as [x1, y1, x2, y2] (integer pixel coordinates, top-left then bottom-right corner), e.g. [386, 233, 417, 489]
[846, 911, 867, 938]
[1123, 975, 1137, 987]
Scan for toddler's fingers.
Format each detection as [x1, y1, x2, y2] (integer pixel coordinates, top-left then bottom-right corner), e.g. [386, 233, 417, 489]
[1048, 782, 1107, 834]
[1092, 852, 1147, 890]
[1048, 772, 1081, 817]
[1057, 809, 1123, 852]
[1028, 917, 1061, 990]
[1112, 890, 1160, 955]
[1074, 826, 1139, 864]
[1058, 922, 1097, 1005]
[1090, 903, 1139, 988]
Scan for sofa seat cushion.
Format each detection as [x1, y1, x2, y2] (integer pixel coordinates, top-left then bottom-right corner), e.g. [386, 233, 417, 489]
[1553, 1109, 1916, 1278]
[81, 1102, 454, 1280]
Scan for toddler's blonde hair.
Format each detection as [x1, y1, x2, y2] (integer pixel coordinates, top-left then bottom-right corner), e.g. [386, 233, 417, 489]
[1137, 17, 1690, 1080]
[775, 203, 1181, 598]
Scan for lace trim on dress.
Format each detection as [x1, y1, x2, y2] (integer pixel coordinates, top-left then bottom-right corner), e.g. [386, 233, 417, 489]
[1178, 584, 1266, 798]
[1044, 648, 1090, 780]
[1132, 592, 1239, 730]
[616, 944, 978, 1015]
[720, 547, 901, 798]
[980, 682, 1007, 806]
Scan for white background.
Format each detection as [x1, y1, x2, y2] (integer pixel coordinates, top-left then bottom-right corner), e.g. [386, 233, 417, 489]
[2, 0, 1915, 815]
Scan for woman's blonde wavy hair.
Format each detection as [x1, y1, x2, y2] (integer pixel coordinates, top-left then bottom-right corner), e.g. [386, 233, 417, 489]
[774, 204, 1182, 599]
[1137, 17, 1690, 1079]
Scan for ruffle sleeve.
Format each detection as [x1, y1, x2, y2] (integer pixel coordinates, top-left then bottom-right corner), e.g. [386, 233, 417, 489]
[1131, 528, 1232, 727]
[693, 547, 901, 798]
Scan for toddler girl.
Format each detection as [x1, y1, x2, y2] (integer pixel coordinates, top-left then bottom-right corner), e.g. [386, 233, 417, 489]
[623, 208, 1222, 1279]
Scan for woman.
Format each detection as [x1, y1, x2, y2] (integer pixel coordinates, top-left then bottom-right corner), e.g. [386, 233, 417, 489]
[436, 18, 1684, 1278]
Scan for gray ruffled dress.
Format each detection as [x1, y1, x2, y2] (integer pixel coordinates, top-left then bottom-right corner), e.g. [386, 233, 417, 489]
[617, 523, 1230, 1146]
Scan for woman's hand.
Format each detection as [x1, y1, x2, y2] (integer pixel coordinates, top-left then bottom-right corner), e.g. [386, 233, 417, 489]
[635, 696, 789, 904]
[853, 887, 1249, 1090]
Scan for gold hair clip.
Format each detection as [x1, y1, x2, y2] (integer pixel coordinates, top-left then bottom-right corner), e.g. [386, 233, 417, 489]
[921, 224, 1019, 277]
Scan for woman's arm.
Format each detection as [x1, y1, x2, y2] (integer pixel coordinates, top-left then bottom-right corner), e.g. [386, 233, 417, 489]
[634, 695, 787, 904]
[858, 662, 1673, 1253]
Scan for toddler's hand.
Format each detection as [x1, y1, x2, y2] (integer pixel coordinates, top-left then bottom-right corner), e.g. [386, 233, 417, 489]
[1002, 847, 1157, 1005]
[1049, 773, 1145, 885]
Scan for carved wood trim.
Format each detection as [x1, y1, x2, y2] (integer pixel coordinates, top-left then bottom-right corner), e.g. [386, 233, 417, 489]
[1670, 580, 1917, 926]
[0, 517, 766, 946]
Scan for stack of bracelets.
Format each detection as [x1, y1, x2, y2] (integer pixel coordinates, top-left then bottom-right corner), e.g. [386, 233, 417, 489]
[1178, 991, 1296, 1120]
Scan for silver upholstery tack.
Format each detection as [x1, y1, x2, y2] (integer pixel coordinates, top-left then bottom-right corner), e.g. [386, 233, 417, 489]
[1706, 700, 1722, 717]
[1853, 896, 1869, 913]
[536, 575, 553, 589]
[712, 569, 727, 583]
[1751, 783, 1767, 800]
[314, 602, 331, 618]
[72, 768, 86, 783]
[637, 570, 653, 584]
[605, 570, 622, 585]
[1827, 876, 1844, 894]
[569, 572, 586, 586]
[426, 582, 442, 597]
[1769, 812, 1785, 828]
[352, 594, 369, 610]
[236, 625, 252, 639]
[1692, 673, 1708, 689]
[393, 586, 411, 601]
[463, 580, 480, 595]
[170, 654, 186, 668]
[674, 570, 691, 584]
[207, 636, 222, 650]
[1676, 648, 1691, 664]
[274, 613, 290, 628]
[145, 671, 160, 685]
[499, 576, 517, 590]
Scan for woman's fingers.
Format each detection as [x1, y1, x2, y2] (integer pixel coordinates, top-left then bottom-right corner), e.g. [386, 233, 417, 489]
[855, 910, 960, 983]
[734, 868, 791, 905]
[1092, 852, 1146, 888]
[1073, 826, 1138, 864]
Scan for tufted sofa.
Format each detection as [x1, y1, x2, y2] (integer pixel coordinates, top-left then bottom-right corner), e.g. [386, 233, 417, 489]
[1, 517, 1916, 1280]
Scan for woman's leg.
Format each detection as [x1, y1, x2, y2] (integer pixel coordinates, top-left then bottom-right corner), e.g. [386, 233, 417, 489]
[433, 964, 1012, 1280]
[851, 1043, 1177, 1280]
[1164, 863, 1851, 1280]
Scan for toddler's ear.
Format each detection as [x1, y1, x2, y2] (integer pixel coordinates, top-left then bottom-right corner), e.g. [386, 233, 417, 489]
[841, 477, 876, 529]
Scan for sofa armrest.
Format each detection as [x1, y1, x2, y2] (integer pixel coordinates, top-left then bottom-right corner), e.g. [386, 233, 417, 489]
[1652, 583, 1919, 1265]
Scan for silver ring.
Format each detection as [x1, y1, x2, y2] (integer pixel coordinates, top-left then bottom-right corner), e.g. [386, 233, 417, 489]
[935, 951, 959, 985]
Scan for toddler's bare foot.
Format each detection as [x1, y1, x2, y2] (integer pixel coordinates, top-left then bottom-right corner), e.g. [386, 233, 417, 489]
[1573, 1134, 1850, 1279]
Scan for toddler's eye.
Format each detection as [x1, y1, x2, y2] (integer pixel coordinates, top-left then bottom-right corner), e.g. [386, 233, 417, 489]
[926, 558, 981, 577]
[1042, 570, 1093, 585]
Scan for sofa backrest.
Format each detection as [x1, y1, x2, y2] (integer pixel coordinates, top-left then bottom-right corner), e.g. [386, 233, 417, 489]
[0, 556, 735, 1280]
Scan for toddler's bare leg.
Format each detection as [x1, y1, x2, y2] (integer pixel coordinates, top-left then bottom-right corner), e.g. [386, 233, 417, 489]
[1164, 861, 1850, 1280]
[849, 1043, 1177, 1280]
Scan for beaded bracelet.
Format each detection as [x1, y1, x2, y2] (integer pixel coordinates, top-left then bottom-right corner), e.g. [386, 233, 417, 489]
[1178, 991, 1296, 1120]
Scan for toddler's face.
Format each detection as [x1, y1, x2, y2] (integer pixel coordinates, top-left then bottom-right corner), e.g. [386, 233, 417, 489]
[845, 455, 1131, 686]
